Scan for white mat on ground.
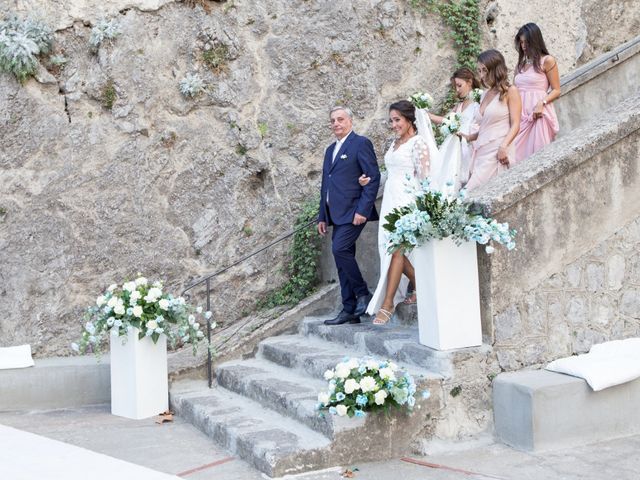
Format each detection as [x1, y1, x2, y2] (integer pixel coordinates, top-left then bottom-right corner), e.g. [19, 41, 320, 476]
[0, 345, 34, 370]
[0, 425, 180, 480]
[546, 338, 640, 391]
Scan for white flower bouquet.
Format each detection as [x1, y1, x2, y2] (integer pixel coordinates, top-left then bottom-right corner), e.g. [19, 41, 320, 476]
[470, 88, 483, 103]
[73, 275, 212, 356]
[317, 357, 427, 418]
[408, 91, 434, 110]
[439, 112, 462, 137]
[384, 178, 516, 254]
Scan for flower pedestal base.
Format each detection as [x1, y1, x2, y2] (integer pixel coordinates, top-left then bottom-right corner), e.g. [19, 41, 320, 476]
[413, 238, 482, 350]
[109, 328, 168, 420]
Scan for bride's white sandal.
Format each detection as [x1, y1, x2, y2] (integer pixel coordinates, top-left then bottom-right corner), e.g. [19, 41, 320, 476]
[373, 307, 393, 326]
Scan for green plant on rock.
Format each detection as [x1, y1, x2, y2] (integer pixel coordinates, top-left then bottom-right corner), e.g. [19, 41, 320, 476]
[179, 73, 205, 98]
[258, 196, 322, 309]
[0, 15, 53, 82]
[202, 43, 230, 73]
[89, 18, 121, 52]
[257, 121, 268, 139]
[409, 0, 481, 115]
[101, 80, 117, 110]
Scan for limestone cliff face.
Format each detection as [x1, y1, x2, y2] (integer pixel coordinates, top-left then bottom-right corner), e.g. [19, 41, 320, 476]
[1, 0, 637, 355]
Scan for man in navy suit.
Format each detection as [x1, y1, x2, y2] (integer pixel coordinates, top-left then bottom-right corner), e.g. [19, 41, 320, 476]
[318, 106, 381, 325]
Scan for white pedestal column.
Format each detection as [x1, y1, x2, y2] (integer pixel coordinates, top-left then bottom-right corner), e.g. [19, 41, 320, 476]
[413, 238, 482, 350]
[109, 328, 169, 419]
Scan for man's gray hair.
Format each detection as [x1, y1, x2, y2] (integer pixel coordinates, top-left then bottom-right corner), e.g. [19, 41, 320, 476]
[330, 105, 353, 118]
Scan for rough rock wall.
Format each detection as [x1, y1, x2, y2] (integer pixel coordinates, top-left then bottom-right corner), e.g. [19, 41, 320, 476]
[1, 0, 638, 355]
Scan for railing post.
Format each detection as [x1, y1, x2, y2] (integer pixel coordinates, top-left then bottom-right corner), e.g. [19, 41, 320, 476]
[206, 278, 212, 389]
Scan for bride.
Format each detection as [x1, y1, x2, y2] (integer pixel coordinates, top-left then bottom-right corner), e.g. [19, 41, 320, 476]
[360, 100, 436, 325]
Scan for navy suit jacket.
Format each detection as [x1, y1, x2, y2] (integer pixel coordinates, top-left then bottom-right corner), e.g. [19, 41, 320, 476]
[318, 132, 380, 226]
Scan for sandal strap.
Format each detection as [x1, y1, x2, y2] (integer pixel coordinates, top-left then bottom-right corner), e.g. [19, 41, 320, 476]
[374, 308, 393, 324]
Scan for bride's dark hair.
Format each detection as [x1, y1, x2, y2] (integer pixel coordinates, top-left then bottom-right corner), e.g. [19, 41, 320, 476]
[389, 100, 417, 130]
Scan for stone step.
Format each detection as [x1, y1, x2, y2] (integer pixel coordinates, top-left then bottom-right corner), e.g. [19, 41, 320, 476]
[215, 358, 335, 438]
[300, 316, 490, 377]
[258, 334, 443, 382]
[169, 379, 332, 478]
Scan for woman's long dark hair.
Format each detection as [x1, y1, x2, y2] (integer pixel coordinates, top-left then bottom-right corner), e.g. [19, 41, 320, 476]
[515, 22, 550, 73]
[389, 100, 417, 131]
[477, 49, 510, 101]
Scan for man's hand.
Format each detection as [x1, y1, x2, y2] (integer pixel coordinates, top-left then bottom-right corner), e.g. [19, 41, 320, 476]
[353, 213, 367, 226]
[317, 221, 327, 236]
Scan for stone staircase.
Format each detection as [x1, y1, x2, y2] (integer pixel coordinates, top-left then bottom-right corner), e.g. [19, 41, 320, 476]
[170, 306, 496, 477]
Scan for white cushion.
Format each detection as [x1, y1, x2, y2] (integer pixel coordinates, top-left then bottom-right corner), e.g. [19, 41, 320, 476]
[0, 344, 34, 370]
[546, 338, 640, 391]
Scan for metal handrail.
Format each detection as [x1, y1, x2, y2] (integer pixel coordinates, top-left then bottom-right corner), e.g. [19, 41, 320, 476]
[181, 218, 317, 387]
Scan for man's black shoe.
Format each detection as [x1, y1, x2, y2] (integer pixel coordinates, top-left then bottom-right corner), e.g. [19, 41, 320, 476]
[353, 293, 373, 316]
[324, 311, 361, 325]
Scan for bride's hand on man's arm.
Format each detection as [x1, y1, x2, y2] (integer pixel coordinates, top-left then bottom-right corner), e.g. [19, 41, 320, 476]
[358, 174, 371, 186]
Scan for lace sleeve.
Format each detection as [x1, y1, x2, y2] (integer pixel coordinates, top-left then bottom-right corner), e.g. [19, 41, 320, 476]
[412, 136, 430, 180]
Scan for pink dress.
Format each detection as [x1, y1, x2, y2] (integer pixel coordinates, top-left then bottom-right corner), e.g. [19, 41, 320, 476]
[466, 93, 513, 190]
[514, 57, 559, 162]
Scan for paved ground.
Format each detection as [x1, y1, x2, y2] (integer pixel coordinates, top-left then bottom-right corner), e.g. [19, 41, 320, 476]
[0, 405, 639, 480]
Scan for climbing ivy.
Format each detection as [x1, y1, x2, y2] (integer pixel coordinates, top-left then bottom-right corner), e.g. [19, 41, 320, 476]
[258, 195, 322, 309]
[409, 0, 482, 114]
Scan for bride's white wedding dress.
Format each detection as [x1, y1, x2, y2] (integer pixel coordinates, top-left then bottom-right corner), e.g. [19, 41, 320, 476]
[365, 133, 430, 316]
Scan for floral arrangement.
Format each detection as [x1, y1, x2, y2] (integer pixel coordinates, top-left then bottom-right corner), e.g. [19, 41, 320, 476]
[470, 88, 483, 103]
[384, 178, 516, 254]
[407, 91, 434, 110]
[317, 357, 427, 418]
[72, 275, 212, 356]
[439, 112, 461, 137]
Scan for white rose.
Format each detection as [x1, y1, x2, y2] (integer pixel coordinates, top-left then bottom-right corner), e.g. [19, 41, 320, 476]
[323, 369, 335, 380]
[344, 378, 360, 394]
[196, 306, 203, 313]
[123, 281, 136, 292]
[346, 358, 359, 370]
[132, 305, 143, 317]
[114, 304, 125, 315]
[388, 362, 399, 371]
[96, 295, 106, 306]
[188, 315, 195, 324]
[335, 404, 348, 417]
[196, 330, 204, 338]
[158, 299, 170, 310]
[107, 284, 118, 292]
[135, 276, 148, 286]
[130, 290, 141, 301]
[374, 390, 388, 405]
[70, 342, 79, 352]
[146, 320, 158, 330]
[359, 376, 378, 393]
[107, 297, 119, 308]
[147, 287, 162, 300]
[317, 392, 330, 405]
[379, 367, 396, 381]
[365, 359, 379, 370]
[335, 363, 351, 379]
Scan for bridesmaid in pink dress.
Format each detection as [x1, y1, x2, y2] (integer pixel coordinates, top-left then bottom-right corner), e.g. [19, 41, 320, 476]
[513, 23, 561, 163]
[461, 50, 521, 191]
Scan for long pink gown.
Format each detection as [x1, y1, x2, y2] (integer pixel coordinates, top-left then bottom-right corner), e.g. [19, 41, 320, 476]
[514, 57, 559, 163]
[466, 93, 513, 190]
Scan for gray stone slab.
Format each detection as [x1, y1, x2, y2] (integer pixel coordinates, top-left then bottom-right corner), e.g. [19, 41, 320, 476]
[493, 370, 640, 451]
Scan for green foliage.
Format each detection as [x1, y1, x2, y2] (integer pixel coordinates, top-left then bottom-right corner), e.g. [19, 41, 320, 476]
[202, 43, 230, 73]
[235, 143, 248, 155]
[409, 0, 481, 116]
[257, 121, 268, 139]
[101, 80, 117, 110]
[449, 385, 462, 397]
[89, 18, 120, 52]
[258, 196, 322, 309]
[0, 15, 53, 83]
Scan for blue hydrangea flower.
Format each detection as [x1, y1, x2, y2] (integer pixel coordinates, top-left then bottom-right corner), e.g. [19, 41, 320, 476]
[336, 392, 346, 401]
[354, 409, 366, 418]
[356, 394, 368, 406]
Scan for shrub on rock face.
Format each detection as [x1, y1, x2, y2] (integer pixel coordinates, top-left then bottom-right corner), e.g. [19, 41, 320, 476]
[0, 15, 53, 82]
[89, 18, 121, 52]
[179, 73, 205, 98]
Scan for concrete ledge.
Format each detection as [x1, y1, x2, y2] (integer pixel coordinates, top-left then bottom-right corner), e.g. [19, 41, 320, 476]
[493, 370, 640, 451]
[0, 356, 110, 411]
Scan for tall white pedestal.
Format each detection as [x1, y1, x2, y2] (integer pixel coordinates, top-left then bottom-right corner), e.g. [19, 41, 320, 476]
[109, 328, 168, 419]
[413, 238, 482, 350]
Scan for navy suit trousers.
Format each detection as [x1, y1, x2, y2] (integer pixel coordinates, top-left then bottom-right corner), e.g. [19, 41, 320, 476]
[331, 220, 369, 314]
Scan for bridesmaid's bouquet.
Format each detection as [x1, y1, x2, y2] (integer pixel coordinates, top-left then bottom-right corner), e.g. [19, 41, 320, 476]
[408, 91, 434, 110]
[470, 88, 483, 103]
[439, 112, 462, 137]
[384, 178, 516, 254]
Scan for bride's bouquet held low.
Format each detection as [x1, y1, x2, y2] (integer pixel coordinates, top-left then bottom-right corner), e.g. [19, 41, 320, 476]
[439, 112, 462, 138]
[317, 357, 429, 418]
[72, 275, 212, 356]
[384, 178, 517, 254]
